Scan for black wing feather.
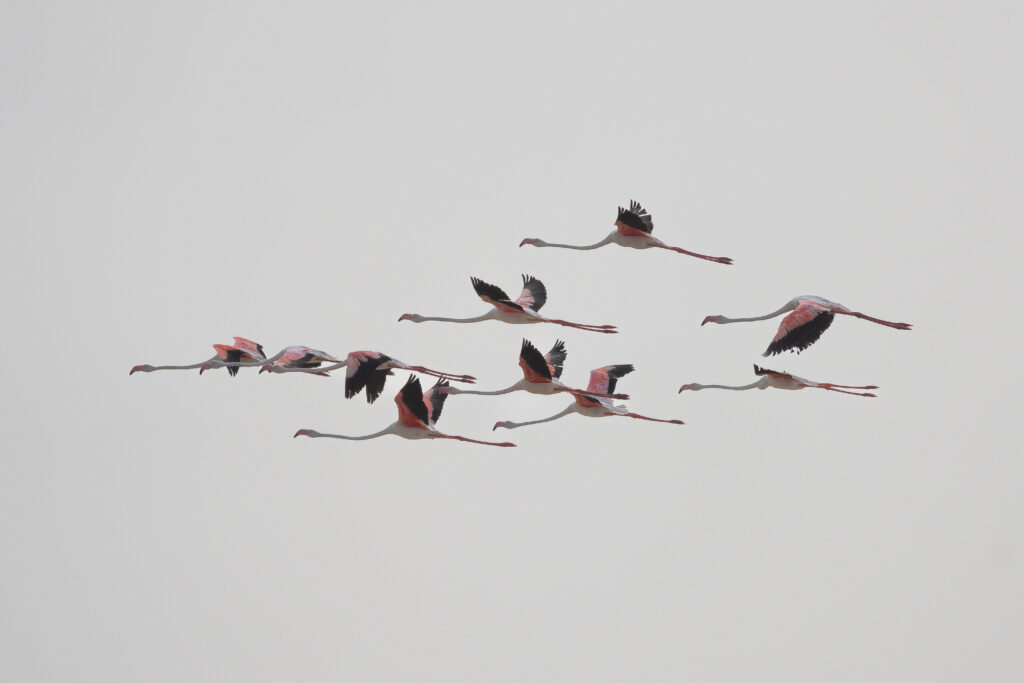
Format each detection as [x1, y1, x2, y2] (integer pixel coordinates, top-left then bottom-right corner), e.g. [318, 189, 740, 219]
[346, 354, 391, 401]
[520, 274, 547, 312]
[427, 378, 449, 426]
[399, 375, 430, 426]
[471, 276, 521, 310]
[225, 349, 242, 377]
[605, 364, 635, 394]
[763, 313, 835, 356]
[616, 200, 654, 234]
[519, 338, 552, 380]
[545, 339, 567, 379]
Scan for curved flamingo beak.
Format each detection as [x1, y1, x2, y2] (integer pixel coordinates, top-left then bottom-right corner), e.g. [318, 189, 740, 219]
[294, 429, 313, 438]
[700, 315, 717, 326]
[519, 238, 535, 247]
[678, 384, 695, 393]
[492, 421, 508, 431]
[398, 313, 413, 322]
[129, 365, 148, 375]
[198, 362, 215, 375]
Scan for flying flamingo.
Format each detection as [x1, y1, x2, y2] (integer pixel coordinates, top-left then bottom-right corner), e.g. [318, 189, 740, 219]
[443, 338, 628, 400]
[680, 364, 879, 397]
[130, 337, 270, 376]
[294, 375, 516, 448]
[493, 365, 684, 431]
[398, 275, 617, 334]
[262, 350, 476, 403]
[519, 200, 733, 265]
[199, 346, 340, 376]
[701, 295, 912, 356]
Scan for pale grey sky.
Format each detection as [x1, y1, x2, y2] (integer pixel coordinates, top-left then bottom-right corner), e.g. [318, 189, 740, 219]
[1, 1, 1022, 681]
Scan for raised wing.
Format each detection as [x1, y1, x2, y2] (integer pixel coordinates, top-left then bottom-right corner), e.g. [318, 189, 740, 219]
[615, 200, 654, 236]
[753, 364, 794, 380]
[396, 375, 430, 427]
[544, 339, 567, 379]
[518, 338, 553, 382]
[471, 277, 523, 312]
[345, 351, 392, 403]
[232, 337, 266, 360]
[514, 274, 547, 312]
[586, 364, 634, 395]
[423, 378, 449, 426]
[764, 302, 834, 356]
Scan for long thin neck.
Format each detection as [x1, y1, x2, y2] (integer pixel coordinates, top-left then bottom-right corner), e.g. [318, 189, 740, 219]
[150, 357, 218, 370]
[504, 403, 578, 429]
[417, 311, 496, 324]
[308, 424, 397, 440]
[719, 304, 793, 324]
[696, 381, 764, 391]
[536, 234, 614, 250]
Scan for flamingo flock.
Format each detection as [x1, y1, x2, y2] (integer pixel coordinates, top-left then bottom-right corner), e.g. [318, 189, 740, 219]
[131, 199, 912, 447]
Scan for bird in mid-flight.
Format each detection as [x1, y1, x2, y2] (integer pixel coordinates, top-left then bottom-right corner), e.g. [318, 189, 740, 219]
[679, 364, 878, 397]
[519, 200, 733, 265]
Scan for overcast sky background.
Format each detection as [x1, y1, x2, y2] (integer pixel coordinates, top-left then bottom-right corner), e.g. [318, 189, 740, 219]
[2, 1, 1022, 681]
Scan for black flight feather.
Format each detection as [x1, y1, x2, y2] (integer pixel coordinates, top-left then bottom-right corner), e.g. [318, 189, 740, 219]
[763, 312, 835, 356]
[225, 349, 242, 377]
[519, 274, 547, 312]
[427, 378, 449, 425]
[616, 200, 654, 234]
[520, 338, 553, 380]
[471, 276, 522, 311]
[345, 353, 392, 402]
[605, 364, 635, 395]
[545, 339, 567, 379]
[399, 375, 430, 426]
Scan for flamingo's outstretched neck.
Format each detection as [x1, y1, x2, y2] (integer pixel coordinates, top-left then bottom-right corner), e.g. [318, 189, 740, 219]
[654, 244, 734, 264]
[432, 433, 516, 447]
[130, 356, 219, 374]
[294, 425, 397, 440]
[623, 413, 685, 425]
[844, 311, 912, 329]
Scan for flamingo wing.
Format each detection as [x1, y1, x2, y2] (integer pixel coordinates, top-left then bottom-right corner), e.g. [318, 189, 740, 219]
[615, 200, 654, 236]
[396, 375, 430, 428]
[764, 302, 834, 356]
[346, 351, 391, 402]
[544, 339, 567, 379]
[586, 364, 634, 395]
[212, 344, 252, 376]
[232, 337, 266, 360]
[471, 277, 523, 312]
[753, 364, 795, 381]
[423, 378, 449, 426]
[514, 274, 547, 312]
[518, 338, 553, 382]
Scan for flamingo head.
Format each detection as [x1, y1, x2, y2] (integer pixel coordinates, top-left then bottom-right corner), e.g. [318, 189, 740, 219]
[258, 364, 274, 374]
[701, 315, 723, 326]
[294, 429, 319, 439]
[678, 383, 703, 393]
[519, 238, 542, 247]
[398, 313, 424, 323]
[493, 421, 511, 431]
[129, 364, 154, 375]
[198, 362, 218, 375]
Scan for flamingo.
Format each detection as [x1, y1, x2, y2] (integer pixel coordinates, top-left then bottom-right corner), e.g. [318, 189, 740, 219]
[680, 364, 878, 397]
[198, 345, 338, 375]
[130, 337, 269, 376]
[443, 338, 628, 400]
[701, 295, 912, 356]
[519, 200, 733, 265]
[294, 375, 516, 447]
[262, 350, 476, 403]
[398, 275, 617, 334]
[493, 365, 684, 431]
